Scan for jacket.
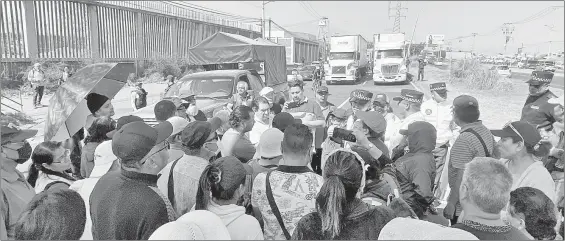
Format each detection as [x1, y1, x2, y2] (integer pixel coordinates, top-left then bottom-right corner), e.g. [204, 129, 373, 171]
[206, 201, 263, 240]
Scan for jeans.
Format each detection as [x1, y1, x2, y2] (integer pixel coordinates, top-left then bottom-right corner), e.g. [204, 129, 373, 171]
[33, 85, 45, 106]
[418, 69, 424, 81]
[432, 144, 449, 194]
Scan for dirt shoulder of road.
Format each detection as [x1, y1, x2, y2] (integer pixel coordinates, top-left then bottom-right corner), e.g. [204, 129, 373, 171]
[410, 66, 564, 129]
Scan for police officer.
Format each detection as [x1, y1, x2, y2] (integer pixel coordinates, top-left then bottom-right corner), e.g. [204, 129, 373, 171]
[521, 70, 559, 131]
[417, 58, 426, 81]
[390, 89, 426, 159]
[346, 89, 374, 130]
[421, 82, 457, 196]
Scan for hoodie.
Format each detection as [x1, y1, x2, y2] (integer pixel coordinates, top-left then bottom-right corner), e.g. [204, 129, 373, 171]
[361, 180, 393, 206]
[206, 201, 263, 240]
[394, 121, 437, 217]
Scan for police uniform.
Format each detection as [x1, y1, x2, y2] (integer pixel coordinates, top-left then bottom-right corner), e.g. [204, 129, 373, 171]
[421, 82, 455, 194]
[521, 71, 558, 131]
[346, 89, 374, 130]
[389, 89, 426, 155]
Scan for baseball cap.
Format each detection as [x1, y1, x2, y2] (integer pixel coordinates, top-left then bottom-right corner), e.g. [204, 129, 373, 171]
[548, 95, 563, 105]
[154, 100, 177, 121]
[257, 128, 284, 158]
[181, 121, 213, 149]
[116, 115, 144, 130]
[356, 111, 386, 134]
[350, 89, 373, 103]
[527, 70, 554, 85]
[373, 93, 389, 106]
[149, 210, 231, 240]
[1, 123, 38, 145]
[272, 112, 302, 132]
[399, 121, 437, 139]
[393, 89, 424, 103]
[491, 121, 542, 147]
[328, 108, 351, 120]
[112, 121, 173, 163]
[213, 156, 248, 192]
[259, 87, 275, 103]
[379, 217, 478, 240]
[453, 95, 479, 109]
[316, 86, 330, 95]
[167, 116, 190, 136]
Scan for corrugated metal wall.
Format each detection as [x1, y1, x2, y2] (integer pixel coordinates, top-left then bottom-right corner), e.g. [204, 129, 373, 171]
[269, 37, 319, 64]
[0, 0, 261, 61]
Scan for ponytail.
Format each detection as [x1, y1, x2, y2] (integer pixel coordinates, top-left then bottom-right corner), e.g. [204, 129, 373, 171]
[316, 175, 346, 239]
[195, 165, 223, 210]
[27, 141, 75, 187]
[27, 164, 40, 187]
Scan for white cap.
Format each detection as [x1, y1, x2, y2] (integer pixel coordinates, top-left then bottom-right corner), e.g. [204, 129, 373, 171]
[259, 87, 275, 103]
[378, 217, 478, 240]
[257, 128, 284, 158]
[90, 140, 116, 178]
[149, 210, 231, 240]
[548, 95, 563, 105]
[167, 116, 190, 136]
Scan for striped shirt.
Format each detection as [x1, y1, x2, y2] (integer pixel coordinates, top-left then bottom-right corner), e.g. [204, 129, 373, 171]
[448, 121, 494, 215]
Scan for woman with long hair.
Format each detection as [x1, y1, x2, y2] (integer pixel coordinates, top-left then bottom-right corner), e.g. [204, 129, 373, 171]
[14, 189, 86, 240]
[492, 121, 556, 201]
[506, 187, 560, 240]
[194, 156, 262, 240]
[27, 141, 76, 193]
[292, 149, 396, 240]
[80, 117, 116, 178]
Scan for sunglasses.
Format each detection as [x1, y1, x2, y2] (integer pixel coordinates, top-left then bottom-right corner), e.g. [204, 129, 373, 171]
[504, 121, 524, 143]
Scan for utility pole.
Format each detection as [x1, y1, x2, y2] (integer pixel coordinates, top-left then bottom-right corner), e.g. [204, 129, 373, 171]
[471, 33, 478, 54]
[388, 1, 407, 33]
[408, 13, 420, 57]
[501, 23, 515, 54]
[261, 1, 274, 38]
[318, 17, 329, 61]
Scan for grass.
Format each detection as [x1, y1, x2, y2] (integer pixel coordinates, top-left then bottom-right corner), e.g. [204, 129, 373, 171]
[411, 64, 564, 129]
[449, 59, 514, 92]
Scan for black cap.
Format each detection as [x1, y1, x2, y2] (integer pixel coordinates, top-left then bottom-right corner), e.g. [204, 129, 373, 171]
[393, 89, 424, 103]
[527, 71, 554, 85]
[453, 95, 479, 109]
[350, 89, 373, 103]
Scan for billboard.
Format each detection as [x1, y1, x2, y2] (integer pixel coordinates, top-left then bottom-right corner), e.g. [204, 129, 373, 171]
[426, 34, 445, 46]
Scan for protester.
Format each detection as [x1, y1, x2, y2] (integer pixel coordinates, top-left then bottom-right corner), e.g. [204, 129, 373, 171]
[85, 93, 115, 135]
[389, 89, 426, 158]
[13, 189, 86, 240]
[361, 161, 394, 207]
[166, 116, 190, 163]
[90, 121, 175, 240]
[27, 141, 76, 193]
[69, 115, 142, 240]
[1, 123, 37, 240]
[421, 82, 457, 193]
[313, 86, 335, 174]
[195, 156, 263, 240]
[183, 95, 207, 122]
[28, 63, 46, 108]
[284, 80, 325, 129]
[506, 187, 559, 240]
[373, 93, 401, 149]
[417, 58, 426, 81]
[131, 82, 148, 111]
[60, 66, 70, 86]
[492, 120, 555, 201]
[378, 217, 478, 240]
[157, 121, 219, 216]
[227, 80, 253, 110]
[320, 108, 350, 164]
[349, 111, 390, 163]
[444, 95, 495, 224]
[81, 116, 116, 178]
[154, 100, 177, 123]
[247, 128, 284, 179]
[251, 124, 324, 240]
[220, 105, 256, 162]
[451, 157, 528, 240]
[259, 86, 283, 114]
[547, 95, 564, 213]
[213, 109, 231, 140]
[272, 112, 301, 133]
[521, 71, 559, 131]
[292, 149, 396, 240]
[249, 96, 273, 146]
[345, 89, 374, 130]
[68, 129, 84, 179]
[148, 210, 231, 240]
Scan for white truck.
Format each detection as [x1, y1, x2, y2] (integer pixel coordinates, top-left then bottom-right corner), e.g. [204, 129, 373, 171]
[373, 33, 408, 84]
[326, 35, 368, 85]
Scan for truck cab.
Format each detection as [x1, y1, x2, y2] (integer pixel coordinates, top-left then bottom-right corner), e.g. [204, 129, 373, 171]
[325, 35, 368, 85]
[372, 33, 407, 84]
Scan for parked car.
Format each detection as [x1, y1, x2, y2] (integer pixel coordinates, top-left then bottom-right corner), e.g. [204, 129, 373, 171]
[539, 61, 556, 72]
[287, 65, 303, 82]
[129, 69, 288, 126]
[556, 62, 564, 70]
[490, 65, 512, 78]
[298, 65, 316, 81]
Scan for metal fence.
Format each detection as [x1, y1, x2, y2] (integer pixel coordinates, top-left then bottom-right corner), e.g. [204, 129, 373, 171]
[0, 0, 261, 65]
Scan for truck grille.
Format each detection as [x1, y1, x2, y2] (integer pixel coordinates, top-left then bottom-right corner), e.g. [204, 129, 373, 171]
[381, 64, 399, 75]
[332, 66, 346, 74]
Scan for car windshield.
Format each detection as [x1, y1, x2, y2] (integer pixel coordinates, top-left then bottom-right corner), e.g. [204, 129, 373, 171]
[497, 66, 509, 70]
[329, 52, 354, 60]
[300, 66, 316, 71]
[164, 76, 234, 98]
[377, 49, 404, 59]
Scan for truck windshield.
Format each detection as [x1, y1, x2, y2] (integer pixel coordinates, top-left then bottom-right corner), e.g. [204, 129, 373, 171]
[164, 76, 234, 98]
[377, 50, 403, 59]
[329, 52, 354, 60]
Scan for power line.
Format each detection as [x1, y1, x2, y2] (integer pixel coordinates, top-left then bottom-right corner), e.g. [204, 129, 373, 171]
[282, 19, 319, 28]
[297, 2, 320, 19]
[303, 2, 321, 18]
[164, 1, 260, 21]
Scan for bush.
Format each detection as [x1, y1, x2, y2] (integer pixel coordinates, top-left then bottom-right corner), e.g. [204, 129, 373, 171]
[450, 59, 513, 91]
[0, 112, 36, 126]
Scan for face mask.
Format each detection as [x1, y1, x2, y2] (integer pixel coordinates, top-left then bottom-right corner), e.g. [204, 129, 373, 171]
[186, 105, 199, 116]
[11, 142, 33, 164]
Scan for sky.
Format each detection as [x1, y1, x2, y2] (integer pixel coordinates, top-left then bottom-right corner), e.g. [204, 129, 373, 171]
[190, 1, 564, 55]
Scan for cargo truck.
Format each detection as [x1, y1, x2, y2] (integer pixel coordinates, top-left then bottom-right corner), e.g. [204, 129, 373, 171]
[326, 35, 368, 85]
[373, 33, 408, 84]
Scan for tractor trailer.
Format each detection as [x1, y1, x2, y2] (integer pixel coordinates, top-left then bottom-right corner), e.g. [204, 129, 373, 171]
[326, 35, 368, 85]
[373, 33, 408, 84]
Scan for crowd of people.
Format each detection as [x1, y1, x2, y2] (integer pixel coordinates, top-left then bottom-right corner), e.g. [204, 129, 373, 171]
[1, 68, 564, 240]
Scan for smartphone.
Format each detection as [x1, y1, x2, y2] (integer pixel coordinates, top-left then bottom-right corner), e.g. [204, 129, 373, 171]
[286, 101, 302, 109]
[332, 128, 356, 143]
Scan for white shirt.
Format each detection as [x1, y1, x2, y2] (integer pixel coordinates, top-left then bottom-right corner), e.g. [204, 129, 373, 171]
[388, 112, 426, 153]
[421, 99, 454, 147]
[384, 112, 401, 149]
[249, 116, 271, 146]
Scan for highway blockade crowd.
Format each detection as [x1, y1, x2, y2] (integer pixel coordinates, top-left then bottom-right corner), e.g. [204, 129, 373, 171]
[1, 64, 565, 240]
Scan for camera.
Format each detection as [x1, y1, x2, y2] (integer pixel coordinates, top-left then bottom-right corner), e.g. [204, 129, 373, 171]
[332, 128, 357, 143]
